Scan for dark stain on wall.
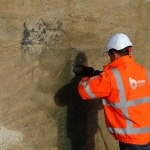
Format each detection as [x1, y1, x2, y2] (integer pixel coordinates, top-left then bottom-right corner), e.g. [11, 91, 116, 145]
[21, 20, 63, 53]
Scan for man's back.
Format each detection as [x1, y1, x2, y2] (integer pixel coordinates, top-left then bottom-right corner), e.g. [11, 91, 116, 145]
[103, 55, 150, 144]
[78, 54, 150, 144]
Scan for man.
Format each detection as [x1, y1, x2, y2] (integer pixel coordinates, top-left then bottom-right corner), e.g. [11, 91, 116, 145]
[77, 33, 150, 150]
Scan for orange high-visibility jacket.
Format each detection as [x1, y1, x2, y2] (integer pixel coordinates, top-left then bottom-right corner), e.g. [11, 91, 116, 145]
[78, 55, 150, 145]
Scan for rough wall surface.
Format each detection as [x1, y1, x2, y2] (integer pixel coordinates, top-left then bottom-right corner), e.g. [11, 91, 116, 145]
[0, 0, 150, 150]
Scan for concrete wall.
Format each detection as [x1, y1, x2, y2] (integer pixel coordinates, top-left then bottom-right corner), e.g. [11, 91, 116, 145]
[0, 0, 150, 149]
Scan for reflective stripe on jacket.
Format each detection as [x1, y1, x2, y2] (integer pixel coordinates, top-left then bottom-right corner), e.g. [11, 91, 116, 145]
[78, 55, 150, 144]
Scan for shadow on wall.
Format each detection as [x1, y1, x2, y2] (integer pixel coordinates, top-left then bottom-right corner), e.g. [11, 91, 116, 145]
[54, 52, 103, 150]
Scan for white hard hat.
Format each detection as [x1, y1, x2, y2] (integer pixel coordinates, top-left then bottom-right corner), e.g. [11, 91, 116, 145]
[104, 33, 133, 52]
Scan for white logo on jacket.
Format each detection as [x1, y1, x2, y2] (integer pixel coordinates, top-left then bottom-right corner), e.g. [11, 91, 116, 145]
[129, 77, 146, 90]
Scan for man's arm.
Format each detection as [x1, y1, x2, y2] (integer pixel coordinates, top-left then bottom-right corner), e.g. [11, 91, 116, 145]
[78, 72, 111, 100]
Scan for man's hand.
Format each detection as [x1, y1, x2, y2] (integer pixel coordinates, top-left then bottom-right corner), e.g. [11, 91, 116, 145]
[93, 70, 102, 75]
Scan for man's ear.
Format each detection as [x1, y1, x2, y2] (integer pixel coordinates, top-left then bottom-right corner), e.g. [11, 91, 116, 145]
[113, 52, 118, 59]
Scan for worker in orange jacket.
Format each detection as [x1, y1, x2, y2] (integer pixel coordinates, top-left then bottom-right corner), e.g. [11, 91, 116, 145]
[77, 33, 150, 150]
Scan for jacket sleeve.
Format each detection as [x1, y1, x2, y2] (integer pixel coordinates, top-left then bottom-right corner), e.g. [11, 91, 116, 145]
[78, 72, 111, 100]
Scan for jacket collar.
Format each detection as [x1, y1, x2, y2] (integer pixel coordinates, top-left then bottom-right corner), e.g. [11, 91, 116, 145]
[104, 54, 134, 71]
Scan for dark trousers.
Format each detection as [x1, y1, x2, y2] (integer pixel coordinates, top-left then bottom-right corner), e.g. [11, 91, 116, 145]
[119, 142, 150, 150]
